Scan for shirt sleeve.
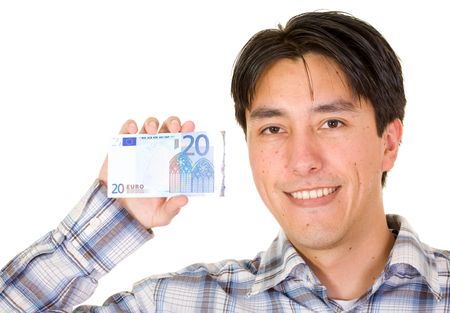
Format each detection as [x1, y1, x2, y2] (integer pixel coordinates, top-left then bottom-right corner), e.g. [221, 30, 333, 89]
[0, 180, 154, 313]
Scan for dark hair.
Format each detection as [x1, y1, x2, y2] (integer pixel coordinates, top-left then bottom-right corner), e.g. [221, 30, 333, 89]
[231, 11, 406, 186]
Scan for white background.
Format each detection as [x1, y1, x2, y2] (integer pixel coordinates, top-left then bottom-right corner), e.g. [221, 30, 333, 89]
[0, 0, 449, 307]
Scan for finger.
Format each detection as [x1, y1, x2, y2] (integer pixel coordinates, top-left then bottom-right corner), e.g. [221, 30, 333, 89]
[159, 116, 181, 133]
[180, 120, 195, 133]
[119, 119, 138, 134]
[164, 195, 188, 217]
[152, 195, 188, 227]
[98, 155, 108, 186]
[140, 117, 159, 134]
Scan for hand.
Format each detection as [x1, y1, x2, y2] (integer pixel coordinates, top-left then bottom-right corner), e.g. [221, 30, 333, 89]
[98, 116, 195, 229]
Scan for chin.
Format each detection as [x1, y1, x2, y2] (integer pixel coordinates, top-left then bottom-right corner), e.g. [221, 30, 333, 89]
[284, 218, 348, 250]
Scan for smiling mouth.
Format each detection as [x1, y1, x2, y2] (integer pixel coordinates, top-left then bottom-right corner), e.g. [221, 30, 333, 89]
[290, 187, 339, 200]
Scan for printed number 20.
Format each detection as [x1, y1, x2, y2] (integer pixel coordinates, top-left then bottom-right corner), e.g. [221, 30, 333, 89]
[112, 183, 124, 194]
[182, 134, 209, 156]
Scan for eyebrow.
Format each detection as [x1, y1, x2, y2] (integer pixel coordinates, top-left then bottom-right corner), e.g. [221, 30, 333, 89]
[248, 100, 358, 121]
[249, 107, 286, 120]
[311, 100, 358, 113]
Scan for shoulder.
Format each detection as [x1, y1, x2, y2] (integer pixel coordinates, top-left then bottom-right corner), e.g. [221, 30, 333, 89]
[420, 240, 450, 266]
[421, 242, 450, 297]
[141, 256, 262, 285]
[429, 245, 450, 272]
[130, 255, 264, 306]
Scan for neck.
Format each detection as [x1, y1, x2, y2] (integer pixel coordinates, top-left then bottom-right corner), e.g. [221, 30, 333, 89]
[299, 214, 395, 300]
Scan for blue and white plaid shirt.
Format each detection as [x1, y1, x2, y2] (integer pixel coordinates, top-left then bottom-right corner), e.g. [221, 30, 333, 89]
[1, 180, 449, 312]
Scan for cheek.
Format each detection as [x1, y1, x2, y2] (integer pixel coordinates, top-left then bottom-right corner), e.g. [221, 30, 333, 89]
[348, 146, 383, 189]
[249, 147, 285, 191]
[250, 148, 270, 177]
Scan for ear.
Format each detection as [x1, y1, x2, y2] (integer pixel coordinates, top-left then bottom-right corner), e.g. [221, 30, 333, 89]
[381, 118, 403, 172]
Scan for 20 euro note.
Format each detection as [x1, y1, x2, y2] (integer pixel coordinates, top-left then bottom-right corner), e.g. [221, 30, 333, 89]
[107, 131, 225, 198]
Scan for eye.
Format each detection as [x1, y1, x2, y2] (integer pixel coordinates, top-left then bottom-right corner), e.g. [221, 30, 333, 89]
[321, 119, 344, 129]
[261, 126, 282, 134]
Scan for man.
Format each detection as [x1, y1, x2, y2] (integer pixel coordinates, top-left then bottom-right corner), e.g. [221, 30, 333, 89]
[1, 11, 449, 312]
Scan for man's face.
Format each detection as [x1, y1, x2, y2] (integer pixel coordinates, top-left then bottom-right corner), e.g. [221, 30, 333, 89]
[246, 53, 400, 252]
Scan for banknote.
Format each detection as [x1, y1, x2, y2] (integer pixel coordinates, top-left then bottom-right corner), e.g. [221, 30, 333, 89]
[107, 131, 225, 198]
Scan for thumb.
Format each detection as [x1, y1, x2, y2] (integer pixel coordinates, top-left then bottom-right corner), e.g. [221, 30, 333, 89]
[154, 195, 189, 227]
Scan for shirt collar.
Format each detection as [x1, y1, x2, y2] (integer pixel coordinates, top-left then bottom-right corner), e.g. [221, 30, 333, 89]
[249, 231, 310, 296]
[386, 214, 441, 299]
[249, 215, 441, 299]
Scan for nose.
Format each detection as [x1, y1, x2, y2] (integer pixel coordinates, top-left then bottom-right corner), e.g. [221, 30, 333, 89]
[286, 130, 322, 176]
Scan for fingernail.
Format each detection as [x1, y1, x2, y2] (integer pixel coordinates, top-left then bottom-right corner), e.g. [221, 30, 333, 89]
[127, 123, 137, 133]
[170, 119, 179, 131]
[147, 120, 157, 130]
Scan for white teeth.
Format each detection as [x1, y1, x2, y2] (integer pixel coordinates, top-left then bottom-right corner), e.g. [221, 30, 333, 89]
[302, 190, 310, 200]
[317, 189, 323, 197]
[291, 187, 337, 200]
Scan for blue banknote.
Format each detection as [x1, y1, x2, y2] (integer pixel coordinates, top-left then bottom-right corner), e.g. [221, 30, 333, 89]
[108, 131, 225, 197]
